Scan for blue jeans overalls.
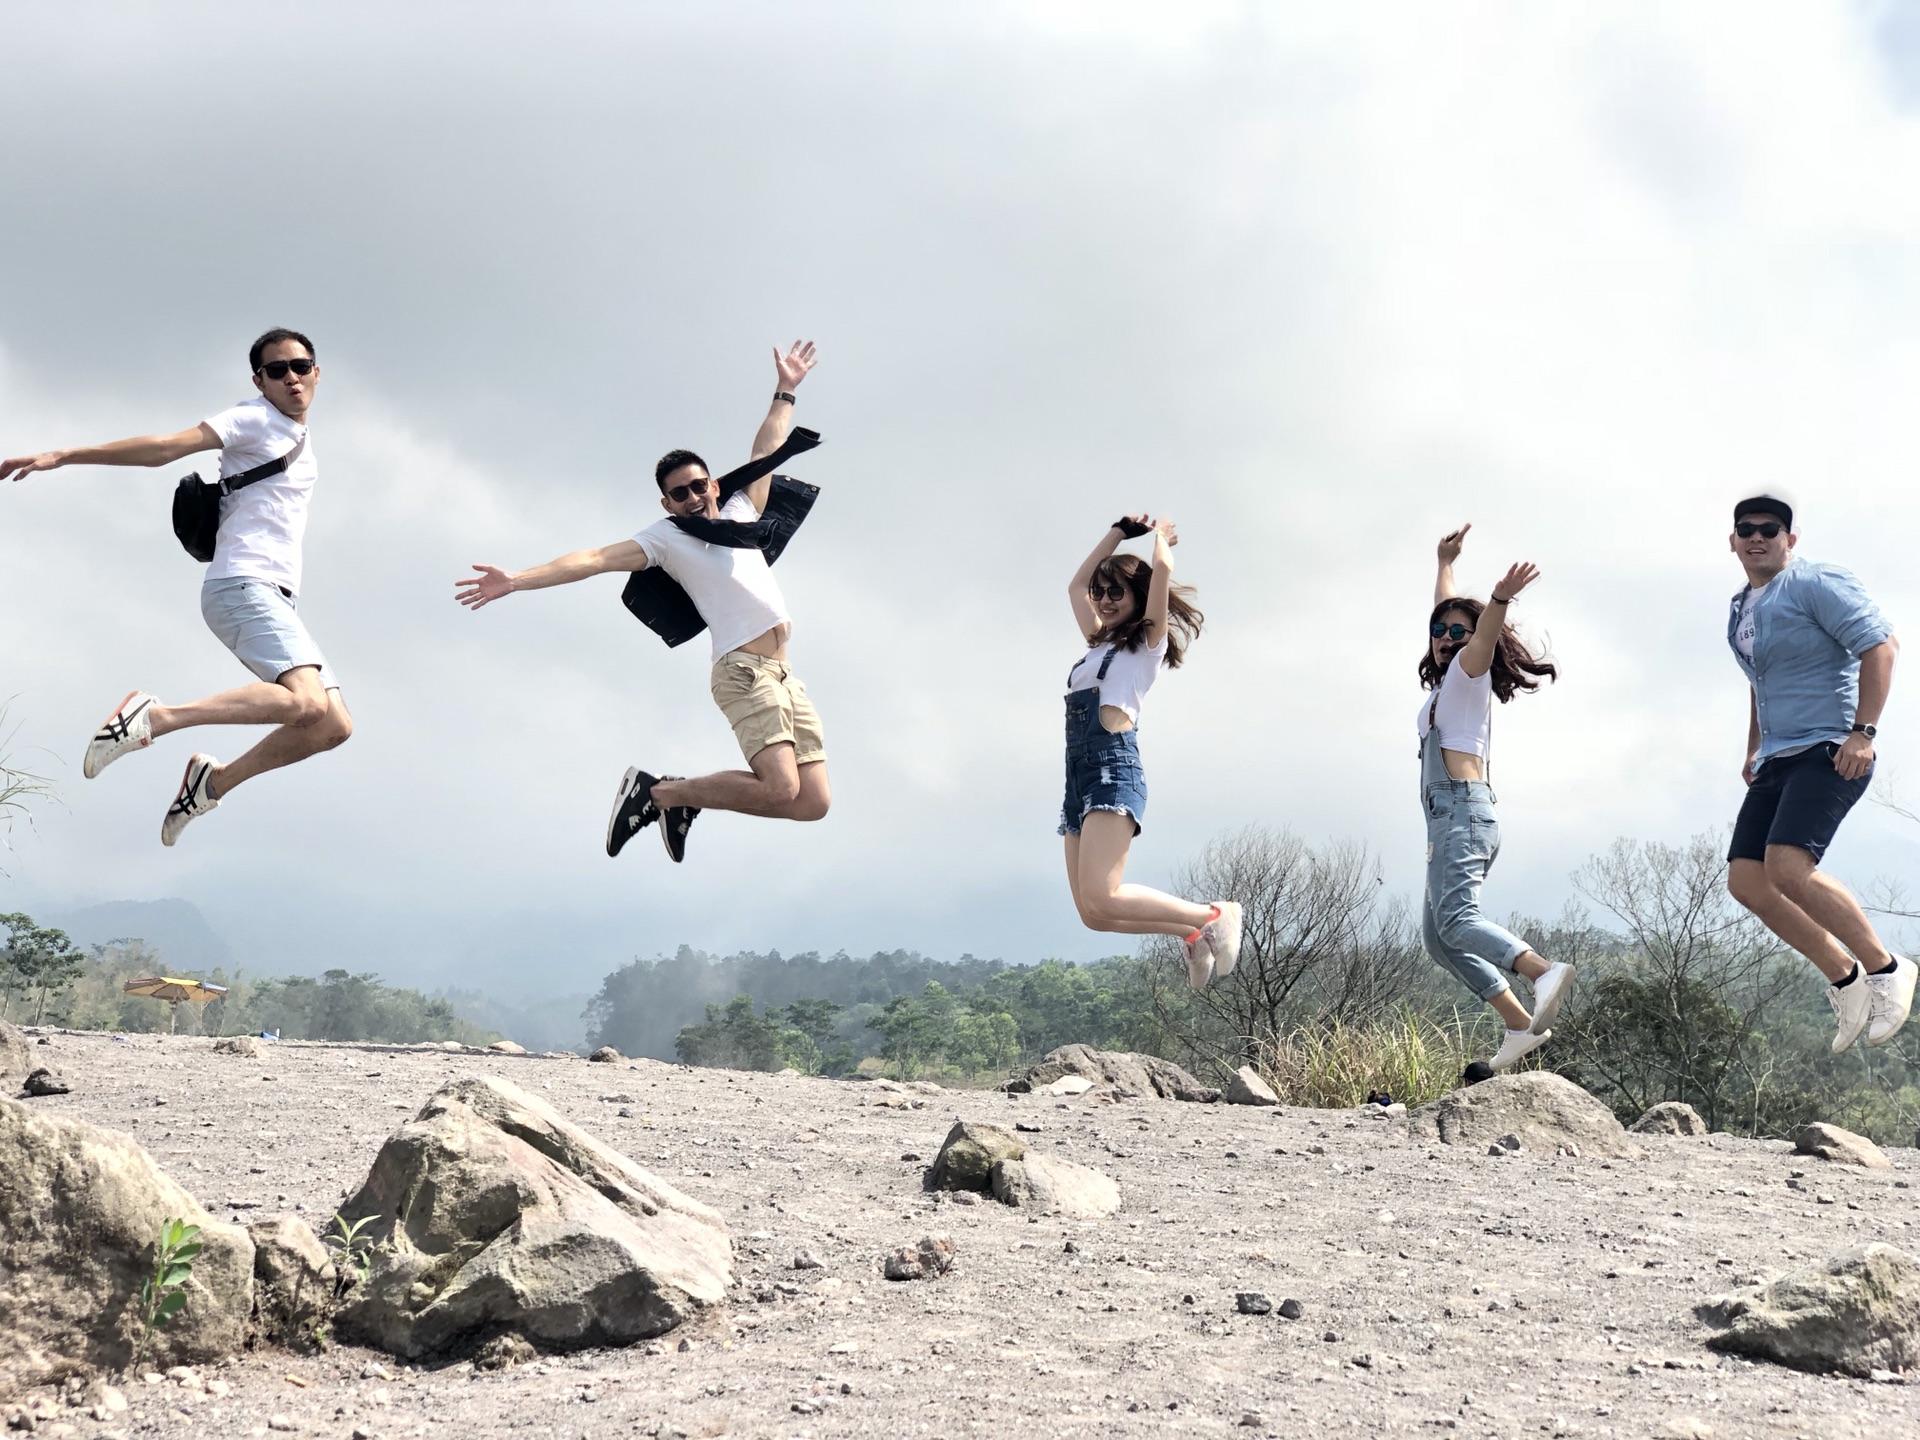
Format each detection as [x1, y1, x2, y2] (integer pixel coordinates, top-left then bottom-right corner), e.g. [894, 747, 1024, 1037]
[1059, 646, 1147, 837]
[1419, 697, 1529, 1001]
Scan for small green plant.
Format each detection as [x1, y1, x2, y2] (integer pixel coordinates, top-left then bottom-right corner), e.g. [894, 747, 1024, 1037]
[132, 1218, 202, 1370]
[325, 1212, 378, 1295]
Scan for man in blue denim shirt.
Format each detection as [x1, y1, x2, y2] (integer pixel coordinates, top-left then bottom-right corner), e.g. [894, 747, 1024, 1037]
[1724, 495, 1913, 1052]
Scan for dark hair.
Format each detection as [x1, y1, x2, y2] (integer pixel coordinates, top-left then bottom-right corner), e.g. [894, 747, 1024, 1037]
[1087, 553, 1205, 668]
[655, 449, 709, 493]
[249, 328, 315, 374]
[1418, 596, 1557, 702]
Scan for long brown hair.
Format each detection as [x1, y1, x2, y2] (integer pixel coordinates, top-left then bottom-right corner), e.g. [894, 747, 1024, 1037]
[1418, 597, 1557, 702]
[1088, 553, 1205, 668]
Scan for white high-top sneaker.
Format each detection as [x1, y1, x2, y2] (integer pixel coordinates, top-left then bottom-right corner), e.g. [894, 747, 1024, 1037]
[1528, 963, 1577, 1035]
[1865, 956, 1916, 1047]
[1490, 1027, 1551, 1072]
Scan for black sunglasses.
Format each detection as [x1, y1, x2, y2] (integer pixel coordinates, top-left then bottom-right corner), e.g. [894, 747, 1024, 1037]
[1087, 583, 1129, 603]
[667, 477, 713, 504]
[257, 357, 315, 381]
[1430, 621, 1473, 641]
[1734, 521, 1783, 539]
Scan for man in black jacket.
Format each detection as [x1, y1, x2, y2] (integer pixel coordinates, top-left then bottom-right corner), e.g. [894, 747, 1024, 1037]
[457, 341, 826, 864]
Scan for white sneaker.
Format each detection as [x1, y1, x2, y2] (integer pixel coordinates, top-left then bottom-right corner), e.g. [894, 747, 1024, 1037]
[1828, 968, 1874, 1054]
[1528, 963, 1576, 1035]
[1489, 1027, 1551, 1072]
[1182, 929, 1214, 990]
[1865, 956, 1917, 1047]
[83, 691, 157, 779]
[161, 755, 220, 847]
[1202, 901, 1244, 978]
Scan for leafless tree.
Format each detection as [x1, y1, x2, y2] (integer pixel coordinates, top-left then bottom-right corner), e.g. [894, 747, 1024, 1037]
[0, 702, 57, 873]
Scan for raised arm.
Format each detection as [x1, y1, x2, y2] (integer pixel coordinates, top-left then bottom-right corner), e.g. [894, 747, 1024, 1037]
[1456, 561, 1539, 679]
[1435, 523, 1469, 605]
[1, 423, 220, 482]
[455, 540, 650, 611]
[1069, 516, 1148, 640]
[740, 340, 818, 514]
[1142, 517, 1179, 648]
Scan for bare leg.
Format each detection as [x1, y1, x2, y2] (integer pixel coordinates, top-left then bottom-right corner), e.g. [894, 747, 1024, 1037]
[157, 668, 352, 799]
[651, 746, 830, 822]
[1488, 990, 1533, 1030]
[1763, 845, 1893, 975]
[1064, 811, 1214, 936]
[1728, 856, 1861, 982]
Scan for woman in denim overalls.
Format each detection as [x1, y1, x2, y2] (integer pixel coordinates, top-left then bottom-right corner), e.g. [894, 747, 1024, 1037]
[1420, 525, 1575, 1072]
[1062, 515, 1241, 989]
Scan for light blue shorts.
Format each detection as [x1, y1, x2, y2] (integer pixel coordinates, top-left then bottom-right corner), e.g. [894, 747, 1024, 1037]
[200, 577, 339, 691]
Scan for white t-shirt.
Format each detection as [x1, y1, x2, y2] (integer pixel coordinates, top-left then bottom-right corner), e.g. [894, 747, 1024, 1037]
[1416, 652, 1493, 757]
[632, 492, 791, 661]
[1734, 583, 1764, 663]
[203, 396, 317, 595]
[1066, 635, 1167, 723]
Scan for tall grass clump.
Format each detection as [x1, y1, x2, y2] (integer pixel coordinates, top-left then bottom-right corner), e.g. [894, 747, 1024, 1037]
[1253, 1009, 1487, 1110]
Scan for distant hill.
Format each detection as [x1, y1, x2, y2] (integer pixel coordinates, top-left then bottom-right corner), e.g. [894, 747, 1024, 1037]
[46, 898, 236, 973]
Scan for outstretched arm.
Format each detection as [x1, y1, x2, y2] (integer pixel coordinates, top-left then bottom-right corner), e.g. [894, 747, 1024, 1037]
[741, 340, 818, 514]
[456, 540, 650, 611]
[1142, 517, 1179, 648]
[1069, 516, 1148, 640]
[2, 423, 220, 482]
[1457, 560, 1538, 679]
[1435, 523, 1469, 605]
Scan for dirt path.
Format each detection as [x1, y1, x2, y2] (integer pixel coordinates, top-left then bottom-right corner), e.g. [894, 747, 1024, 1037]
[11, 1029, 1916, 1438]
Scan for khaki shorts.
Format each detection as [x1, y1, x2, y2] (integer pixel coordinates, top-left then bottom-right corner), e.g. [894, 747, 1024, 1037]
[709, 650, 826, 767]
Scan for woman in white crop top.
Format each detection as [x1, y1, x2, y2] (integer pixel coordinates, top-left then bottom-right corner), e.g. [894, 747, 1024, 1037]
[1418, 524, 1574, 1073]
[1060, 515, 1242, 990]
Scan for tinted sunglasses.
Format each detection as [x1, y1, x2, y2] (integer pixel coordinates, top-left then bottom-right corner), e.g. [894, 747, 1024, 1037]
[1088, 583, 1129, 603]
[257, 357, 316, 380]
[666, 477, 712, 503]
[1430, 621, 1473, 641]
[1734, 521, 1783, 539]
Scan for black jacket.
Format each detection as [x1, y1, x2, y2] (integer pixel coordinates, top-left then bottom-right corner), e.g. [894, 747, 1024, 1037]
[620, 428, 822, 648]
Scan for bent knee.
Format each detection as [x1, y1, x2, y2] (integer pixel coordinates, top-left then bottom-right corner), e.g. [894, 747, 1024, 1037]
[322, 713, 353, 749]
[794, 796, 830, 822]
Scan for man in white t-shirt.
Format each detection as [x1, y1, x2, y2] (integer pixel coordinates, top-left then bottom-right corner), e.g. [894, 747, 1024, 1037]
[0, 328, 352, 846]
[457, 341, 827, 864]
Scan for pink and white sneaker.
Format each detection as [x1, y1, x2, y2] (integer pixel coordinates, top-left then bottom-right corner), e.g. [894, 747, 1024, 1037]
[83, 691, 157, 779]
[1183, 928, 1214, 991]
[1202, 901, 1244, 979]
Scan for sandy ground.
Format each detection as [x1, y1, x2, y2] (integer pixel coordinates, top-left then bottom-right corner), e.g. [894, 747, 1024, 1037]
[6, 1028, 1918, 1440]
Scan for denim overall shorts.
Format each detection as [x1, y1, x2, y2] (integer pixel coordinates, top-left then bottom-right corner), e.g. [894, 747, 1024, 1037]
[1059, 645, 1147, 837]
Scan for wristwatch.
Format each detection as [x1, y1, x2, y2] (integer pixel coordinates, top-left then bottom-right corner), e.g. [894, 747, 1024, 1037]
[774, 390, 797, 405]
[1852, 723, 1878, 738]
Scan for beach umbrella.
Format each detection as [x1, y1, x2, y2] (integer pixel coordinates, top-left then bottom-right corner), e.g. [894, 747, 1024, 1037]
[123, 976, 229, 1033]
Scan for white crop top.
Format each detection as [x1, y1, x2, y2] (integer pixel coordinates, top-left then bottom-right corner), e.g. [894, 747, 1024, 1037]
[1415, 652, 1493, 757]
[1067, 636, 1167, 723]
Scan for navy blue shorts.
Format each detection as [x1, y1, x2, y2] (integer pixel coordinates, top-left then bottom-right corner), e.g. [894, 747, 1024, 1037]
[1728, 741, 1870, 864]
[1058, 728, 1146, 837]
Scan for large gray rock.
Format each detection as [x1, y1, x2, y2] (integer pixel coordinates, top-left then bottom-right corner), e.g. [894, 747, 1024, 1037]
[1409, 1072, 1645, 1160]
[0, 1019, 31, 1083]
[928, 1121, 1024, 1191]
[336, 1073, 730, 1359]
[990, 1154, 1122, 1218]
[1631, 1101, 1707, 1136]
[1794, 1122, 1891, 1170]
[0, 1097, 254, 1394]
[248, 1215, 336, 1347]
[1005, 1044, 1217, 1103]
[1225, 1065, 1281, 1107]
[1700, 1243, 1920, 1376]
[211, 1036, 260, 1058]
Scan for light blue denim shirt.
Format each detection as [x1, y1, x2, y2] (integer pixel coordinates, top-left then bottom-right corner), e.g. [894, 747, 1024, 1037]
[1728, 556, 1892, 762]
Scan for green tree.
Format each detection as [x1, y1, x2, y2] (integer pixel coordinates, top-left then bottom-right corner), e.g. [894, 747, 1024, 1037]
[780, 999, 849, 1075]
[0, 912, 86, 1023]
[675, 995, 789, 1071]
[868, 982, 960, 1080]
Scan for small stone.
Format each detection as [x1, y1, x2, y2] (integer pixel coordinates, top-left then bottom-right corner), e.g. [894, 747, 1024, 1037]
[1351, 1352, 1373, 1368]
[899, 1152, 923, 1162]
[1235, 1292, 1273, 1315]
[676, 1338, 693, 1352]
[1224, 1066, 1280, 1107]
[884, 1234, 957, 1281]
[793, 1249, 825, 1270]
[827, 1341, 859, 1355]
[587, 1045, 622, 1063]
[1795, 1122, 1892, 1169]
[1239, 1413, 1266, 1428]
[1322, 1330, 1340, 1342]
[1496, 1132, 1522, 1151]
[1659, 1419, 1714, 1440]
[21, 1068, 70, 1096]
[1014, 1122, 1043, 1133]
[1278, 1298, 1304, 1320]
[267, 1417, 297, 1433]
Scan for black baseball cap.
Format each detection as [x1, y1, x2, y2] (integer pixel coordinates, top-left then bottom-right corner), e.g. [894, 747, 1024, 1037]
[1733, 495, 1793, 530]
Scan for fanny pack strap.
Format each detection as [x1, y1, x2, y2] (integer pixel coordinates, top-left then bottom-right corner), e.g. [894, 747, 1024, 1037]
[219, 434, 305, 496]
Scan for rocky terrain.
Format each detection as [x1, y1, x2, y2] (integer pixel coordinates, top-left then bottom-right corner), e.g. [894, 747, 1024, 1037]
[3, 1026, 1917, 1439]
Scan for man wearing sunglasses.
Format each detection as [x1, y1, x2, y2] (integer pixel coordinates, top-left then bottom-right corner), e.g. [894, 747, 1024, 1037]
[457, 341, 824, 864]
[0, 328, 350, 847]
[1723, 494, 1913, 1051]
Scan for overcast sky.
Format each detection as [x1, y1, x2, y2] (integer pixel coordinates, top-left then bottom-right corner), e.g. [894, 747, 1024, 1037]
[6, 3, 1920, 1000]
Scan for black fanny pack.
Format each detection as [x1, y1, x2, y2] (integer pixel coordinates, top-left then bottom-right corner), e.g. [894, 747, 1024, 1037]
[171, 440, 302, 562]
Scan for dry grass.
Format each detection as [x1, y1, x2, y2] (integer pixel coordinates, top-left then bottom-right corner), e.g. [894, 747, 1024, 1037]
[1253, 1008, 1487, 1110]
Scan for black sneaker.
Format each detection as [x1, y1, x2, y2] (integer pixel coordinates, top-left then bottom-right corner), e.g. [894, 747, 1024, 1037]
[656, 776, 700, 863]
[606, 767, 661, 857]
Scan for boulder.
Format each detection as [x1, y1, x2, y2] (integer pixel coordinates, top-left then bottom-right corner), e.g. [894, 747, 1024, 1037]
[1631, 1101, 1707, 1136]
[1224, 1066, 1280, 1107]
[1699, 1243, 1920, 1376]
[1408, 1072, 1644, 1160]
[588, 1045, 622, 1063]
[21, 1067, 70, 1096]
[1005, 1044, 1217, 1103]
[335, 1072, 730, 1358]
[211, 1036, 260, 1058]
[927, 1121, 1024, 1191]
[0, 1018, 31, 1083]
[485, 1040, 527, 1055]
[882, 1234, 956, 1281]
[1041, 1075, 1095, 1097]
[0, 1097, 254, 1393]
[989, 1154, 1121, 1218]
[1794, 1122, 1891, 1170]
[248, 1215, 336, 1347]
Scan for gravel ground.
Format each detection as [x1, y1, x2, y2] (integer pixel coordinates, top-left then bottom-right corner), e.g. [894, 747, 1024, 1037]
[8, 1028, 1918, 1439]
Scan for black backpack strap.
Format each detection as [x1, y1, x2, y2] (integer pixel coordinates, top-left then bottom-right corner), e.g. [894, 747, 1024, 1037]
[219, 434, 306, 495]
